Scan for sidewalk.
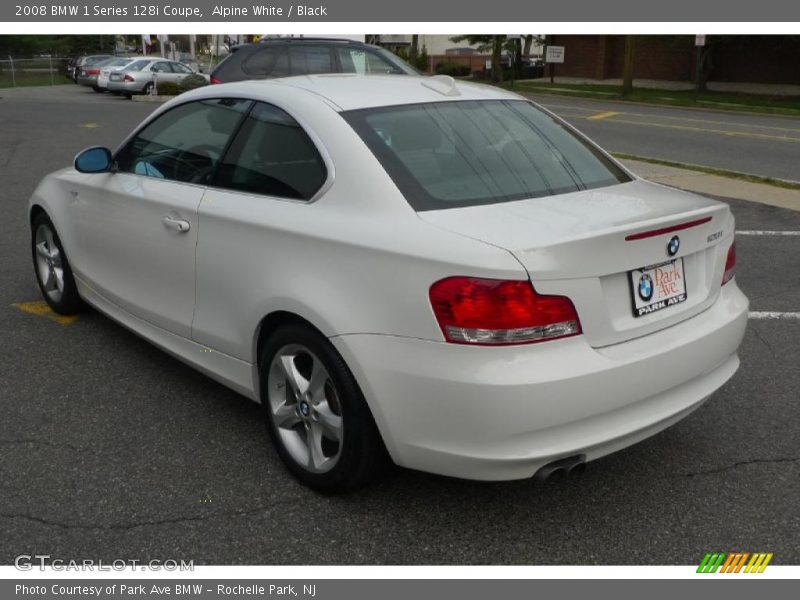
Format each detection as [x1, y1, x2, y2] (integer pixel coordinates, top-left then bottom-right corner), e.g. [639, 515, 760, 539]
[526, 77, 800, 97]
[620, 159, 800, 212]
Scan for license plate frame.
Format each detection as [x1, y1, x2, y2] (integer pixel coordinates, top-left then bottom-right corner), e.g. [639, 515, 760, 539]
[629, 258, 687, 318]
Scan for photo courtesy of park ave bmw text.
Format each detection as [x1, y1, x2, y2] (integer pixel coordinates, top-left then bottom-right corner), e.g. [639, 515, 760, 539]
[0, 0, 798, 595]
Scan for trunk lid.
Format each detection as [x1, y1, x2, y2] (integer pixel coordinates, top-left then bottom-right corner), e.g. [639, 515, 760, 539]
[418, 180, 734, 347]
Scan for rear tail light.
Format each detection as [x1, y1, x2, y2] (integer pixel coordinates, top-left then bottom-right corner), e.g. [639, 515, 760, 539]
[86, 68, 100, 75]
[123, 74, 135, 82]
[210, 75, 222, 84]
[722, 240, 736, 285]
[429, 277, 582, 345]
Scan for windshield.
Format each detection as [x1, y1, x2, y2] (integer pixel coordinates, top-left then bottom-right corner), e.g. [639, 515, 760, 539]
[343, 100, 631, 211]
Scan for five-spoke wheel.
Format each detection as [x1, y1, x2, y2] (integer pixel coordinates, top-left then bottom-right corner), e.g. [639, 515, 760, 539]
[31, 212, 84, 314]
[260, 323, 386, 491]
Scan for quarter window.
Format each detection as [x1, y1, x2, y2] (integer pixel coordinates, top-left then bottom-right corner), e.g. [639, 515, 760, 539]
[213, 102, 327, 200]
[115, 98, 253, 184]
[243, 46, 289, 78]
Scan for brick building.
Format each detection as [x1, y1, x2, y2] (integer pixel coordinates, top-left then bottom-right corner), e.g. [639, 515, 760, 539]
[546, 35, 800, 85]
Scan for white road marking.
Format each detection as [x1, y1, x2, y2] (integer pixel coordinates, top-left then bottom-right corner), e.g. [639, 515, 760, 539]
[749, 311, 800, 320]
[736, 230, 800, 236]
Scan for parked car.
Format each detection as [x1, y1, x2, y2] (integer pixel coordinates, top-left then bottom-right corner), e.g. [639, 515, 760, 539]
[71, 54, 113, 84]
[65, 57, 78, 81]
[106, 58, 205, 97]
[209, 37, 418, 83]
[28, 76, 747, 492]
[96, 57, 138, 91]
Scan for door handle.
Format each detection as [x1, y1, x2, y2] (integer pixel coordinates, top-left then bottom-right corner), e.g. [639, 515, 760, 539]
[161, 216, 191, 233]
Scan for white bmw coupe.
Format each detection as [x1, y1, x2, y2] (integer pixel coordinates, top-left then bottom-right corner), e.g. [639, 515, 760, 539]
[29, 75, 748, 491]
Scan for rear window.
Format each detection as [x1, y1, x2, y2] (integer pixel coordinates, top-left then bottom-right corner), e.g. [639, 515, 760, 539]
[343, 100, 631, 211]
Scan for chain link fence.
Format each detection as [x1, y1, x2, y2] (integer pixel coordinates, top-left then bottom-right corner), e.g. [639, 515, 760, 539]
[0, 57, 70, 88]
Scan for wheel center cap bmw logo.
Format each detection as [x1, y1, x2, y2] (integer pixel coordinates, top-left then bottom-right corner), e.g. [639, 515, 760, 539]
[638, 273, 654, 301]
[299, 401, 311, 417]
[667, 235, 680, 257]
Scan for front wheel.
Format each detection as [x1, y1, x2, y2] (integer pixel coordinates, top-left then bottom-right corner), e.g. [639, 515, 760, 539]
[31, 213, 84, 315]
[260, 323, 387, 492]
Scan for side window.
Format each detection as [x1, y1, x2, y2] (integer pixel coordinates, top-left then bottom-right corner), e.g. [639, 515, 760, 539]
[337, 48, 404, 75]
[173, 62, 193, 74]
[152, 62, 171, 73]
[288, 46, 334, 75]
[115, 98, 252, 184]
[243, 46, 289, 78]
[213, 102, 327, 200]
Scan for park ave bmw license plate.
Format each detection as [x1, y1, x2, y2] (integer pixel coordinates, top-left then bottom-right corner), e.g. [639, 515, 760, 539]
[629, 258, 687, 317]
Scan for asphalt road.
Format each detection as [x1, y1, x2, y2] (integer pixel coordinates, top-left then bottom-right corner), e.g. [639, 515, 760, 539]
[0, 85, 798, 565]
[526, 93, 800, 182]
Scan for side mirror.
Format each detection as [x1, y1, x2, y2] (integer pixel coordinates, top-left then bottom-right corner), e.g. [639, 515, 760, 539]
[74, 146, 113, 173]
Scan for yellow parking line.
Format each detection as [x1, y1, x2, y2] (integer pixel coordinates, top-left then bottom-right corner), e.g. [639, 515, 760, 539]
[588, 111, 620, 121]
[12, 301, 77, 325]
[80, 123, 100, 129]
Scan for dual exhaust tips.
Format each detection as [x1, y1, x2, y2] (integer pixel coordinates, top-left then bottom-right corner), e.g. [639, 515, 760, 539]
[533, 454, 587, 482]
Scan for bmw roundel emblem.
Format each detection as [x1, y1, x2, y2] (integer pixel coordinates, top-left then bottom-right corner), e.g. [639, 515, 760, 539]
[638, 273, 654, 301]
[667, 235, 680, 257]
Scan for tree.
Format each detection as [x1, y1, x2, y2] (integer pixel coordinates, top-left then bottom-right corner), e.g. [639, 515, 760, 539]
[409, 34, 419, 63]
[622, 35, 636, 97]
[523, 35, 545, 57]
[450, 35, 507, 83]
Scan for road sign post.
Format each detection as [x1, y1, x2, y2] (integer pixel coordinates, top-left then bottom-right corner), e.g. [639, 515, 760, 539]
[545, 45, 564, 84]
[694, 35, 706, 102]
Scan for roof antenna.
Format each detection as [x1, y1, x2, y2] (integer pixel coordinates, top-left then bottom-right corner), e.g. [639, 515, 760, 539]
[421, 75, 461, 97]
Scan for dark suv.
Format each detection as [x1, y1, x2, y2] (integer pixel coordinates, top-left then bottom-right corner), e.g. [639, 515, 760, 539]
[210, 38, 418, 83]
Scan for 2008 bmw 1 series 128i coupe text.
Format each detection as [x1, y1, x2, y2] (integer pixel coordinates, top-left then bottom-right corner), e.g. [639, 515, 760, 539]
[28, 75, 748, 491]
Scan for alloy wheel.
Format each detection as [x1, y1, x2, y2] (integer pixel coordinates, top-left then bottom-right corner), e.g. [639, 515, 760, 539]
[267, 344, 344, 473]
[34, 224, 65, 303]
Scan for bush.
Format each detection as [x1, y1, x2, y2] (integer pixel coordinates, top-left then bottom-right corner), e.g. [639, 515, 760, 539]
[434, 62, 471, 77]
[179, 73, 209, 93]
[154, 81, 179, 96]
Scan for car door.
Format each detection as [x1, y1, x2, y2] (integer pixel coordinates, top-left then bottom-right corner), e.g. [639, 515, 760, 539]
[73, 97, 253, 338]
[170, 61, 194, 83]
[151, 61, 176, 86]
[193, 101, 329, 359]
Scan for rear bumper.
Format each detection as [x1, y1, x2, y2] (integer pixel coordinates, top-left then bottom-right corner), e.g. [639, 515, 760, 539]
[107, 80, 145, 94]
[77, 75, 99, 87]
[331, 282, 748, 481]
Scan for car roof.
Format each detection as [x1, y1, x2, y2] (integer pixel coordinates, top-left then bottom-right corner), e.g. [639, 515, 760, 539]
[221, 74, 520, 112]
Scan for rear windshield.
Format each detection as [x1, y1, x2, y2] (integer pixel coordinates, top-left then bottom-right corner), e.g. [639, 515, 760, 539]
[343, 100, 631, 211]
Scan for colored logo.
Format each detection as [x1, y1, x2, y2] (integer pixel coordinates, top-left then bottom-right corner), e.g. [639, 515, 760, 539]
[638, 273, 654, 301]
[697, 552, 773, 573]
[667, 235, 680, 256]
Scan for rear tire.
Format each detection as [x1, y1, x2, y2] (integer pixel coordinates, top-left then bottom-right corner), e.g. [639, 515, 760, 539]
[142, 82, 154, 95]
[31, 213, 84, 315]
[260, 323, 387, 492]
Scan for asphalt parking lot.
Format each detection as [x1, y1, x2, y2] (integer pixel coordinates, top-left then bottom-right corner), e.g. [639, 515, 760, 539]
[0, 85, 798, 565]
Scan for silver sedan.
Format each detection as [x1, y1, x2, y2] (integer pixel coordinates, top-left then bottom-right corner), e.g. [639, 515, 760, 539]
[107, 58, 204, 97]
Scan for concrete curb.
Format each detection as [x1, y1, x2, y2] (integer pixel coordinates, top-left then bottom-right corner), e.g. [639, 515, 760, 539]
[520, 90, 800, 121]
[620, 159, 800, 212]
[131, 95, 175, 103]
